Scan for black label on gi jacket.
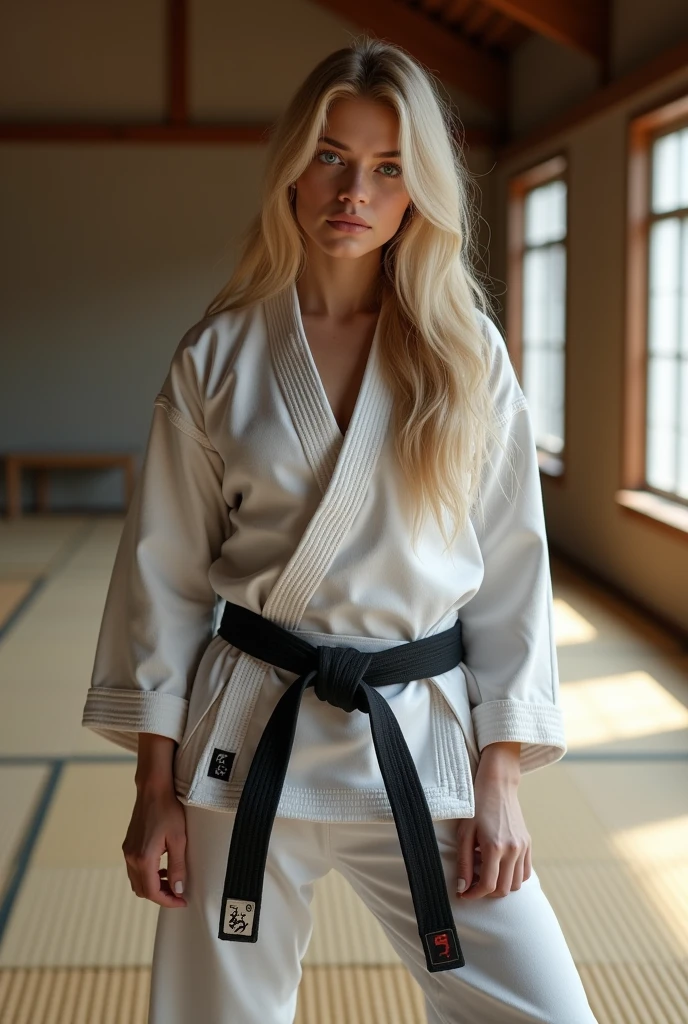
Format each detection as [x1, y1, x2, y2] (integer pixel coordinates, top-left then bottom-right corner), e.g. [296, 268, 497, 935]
[208, 748, 236, 780]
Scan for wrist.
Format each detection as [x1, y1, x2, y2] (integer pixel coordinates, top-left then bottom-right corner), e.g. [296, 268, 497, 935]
[477, 741, 521, 782]
[135, 732, 177, 792]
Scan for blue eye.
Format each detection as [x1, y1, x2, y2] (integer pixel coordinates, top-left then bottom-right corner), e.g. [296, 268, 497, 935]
[316, 150, 402, 178]
[317, 150, 341, 165]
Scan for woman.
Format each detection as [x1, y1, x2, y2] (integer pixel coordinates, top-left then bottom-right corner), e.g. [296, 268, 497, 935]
[82, 36, 598, 1024]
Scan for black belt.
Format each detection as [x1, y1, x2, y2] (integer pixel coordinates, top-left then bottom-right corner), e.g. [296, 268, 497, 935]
[214, 600, 467, 973]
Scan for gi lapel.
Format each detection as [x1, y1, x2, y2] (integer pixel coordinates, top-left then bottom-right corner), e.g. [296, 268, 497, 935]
[264, 281, 393, 628]
[184, 281, 394, 801]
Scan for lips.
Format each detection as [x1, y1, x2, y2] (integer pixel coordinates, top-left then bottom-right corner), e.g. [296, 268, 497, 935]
[326, 218, 371, 232]
[330, 217, 369, 226]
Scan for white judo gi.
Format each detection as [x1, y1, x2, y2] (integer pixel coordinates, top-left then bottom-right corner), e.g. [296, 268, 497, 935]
[81, 281, 597, 1022]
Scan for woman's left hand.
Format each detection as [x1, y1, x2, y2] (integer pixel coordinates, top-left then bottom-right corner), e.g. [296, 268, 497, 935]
[455, 744, 532, 899]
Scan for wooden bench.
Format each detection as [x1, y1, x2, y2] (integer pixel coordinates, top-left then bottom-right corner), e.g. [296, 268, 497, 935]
[3, 452, 137, 518]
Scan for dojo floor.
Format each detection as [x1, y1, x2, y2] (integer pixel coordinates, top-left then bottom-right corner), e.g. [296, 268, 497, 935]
[0, 515, 687, 1023]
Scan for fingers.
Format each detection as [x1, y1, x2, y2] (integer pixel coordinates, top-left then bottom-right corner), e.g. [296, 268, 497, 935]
[142, 849, 188, 908]
[510, 853, 524, 890]
[457, 838, 529, 900]
[166, 825, 188, 899]
[459, 842, 504, 900]
[455, 822, 478, 895]
[122, 789, 189, 909]
[125, 853, 188, 908]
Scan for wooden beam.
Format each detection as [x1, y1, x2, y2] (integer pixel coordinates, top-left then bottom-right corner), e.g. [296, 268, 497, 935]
[478, 0, 607, 59]
[482, 15, 527, 49]
[0, 123, 271, 143]
[0, 121, 497, 148]
[462, 4, 498, 37]
[168, 0, 188, 123]
[311, 0, 507, 115]
[444, 0, 474, 23]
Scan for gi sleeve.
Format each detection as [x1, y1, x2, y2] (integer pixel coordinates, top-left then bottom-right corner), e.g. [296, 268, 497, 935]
[81, 328, 230, 754]
[459, 313, 566, 774]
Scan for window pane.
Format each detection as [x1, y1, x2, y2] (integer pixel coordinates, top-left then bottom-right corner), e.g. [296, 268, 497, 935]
[682, 217, 688, 356]
[651, 129, 681, 214]
[678, 433, 688, 499]
[548, 180, 567, 240]
[550, 244, 566, 340]
[524, 180, 566, 246]
[681, 128, 688, 208]
[522, 176, 567, 457]
[522, 346, 541, 414]
[649, 216, 680, 291]
[524, 186, 544, 246]
[646, 425, 677, 491]
[550, 347, 565, 448]
[680, 358, 688, 498]
[523, 248, 548, 341]
[648, 293, 680, 356]
[542, 348, 564, 454]
[647, 355, 678, 431]
[648, 218, 680, 355]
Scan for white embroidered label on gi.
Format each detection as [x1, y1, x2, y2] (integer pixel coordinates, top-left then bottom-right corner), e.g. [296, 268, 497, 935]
[223, 899, 255, 936]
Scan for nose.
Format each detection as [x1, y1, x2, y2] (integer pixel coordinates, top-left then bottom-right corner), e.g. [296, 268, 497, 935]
[337, 166, 370, 205]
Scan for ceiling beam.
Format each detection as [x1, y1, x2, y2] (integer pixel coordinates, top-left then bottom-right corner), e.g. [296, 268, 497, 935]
[0, 123, 271, 143]
[168, 0, 188, 124]
[311, 0, 507, 115]
[0, 121, 496, 148]
[477, 0, 608, 60]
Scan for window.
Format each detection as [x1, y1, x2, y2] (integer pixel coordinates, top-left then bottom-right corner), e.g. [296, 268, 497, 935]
[646, 126, 688, 500]
[507, 155, 568, 479]
[618, 93, 688, 536]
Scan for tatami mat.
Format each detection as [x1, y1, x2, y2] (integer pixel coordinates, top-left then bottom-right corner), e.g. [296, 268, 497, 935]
[296, 965, 426, 1022]
[0, 521, 123, 757]
[0, 767, 49, 894]
[0, 517, 90, 577]
[578, 962, 688, 1024]
[0, 967, 152, 1024]
[0, 516, 687, 1022]
[0, 582, 35, 631]
[0, 965, 426, 1024]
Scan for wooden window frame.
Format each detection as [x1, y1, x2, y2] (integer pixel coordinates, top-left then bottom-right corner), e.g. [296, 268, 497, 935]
[507, 153, 569, 483]
[617, 90, 688, 539]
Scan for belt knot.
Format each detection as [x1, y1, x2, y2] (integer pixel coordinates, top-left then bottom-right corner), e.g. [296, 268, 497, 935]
[314, 645, 373, 713]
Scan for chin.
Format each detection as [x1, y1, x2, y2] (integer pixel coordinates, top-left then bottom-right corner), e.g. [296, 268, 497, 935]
[315, 233, 373, 253]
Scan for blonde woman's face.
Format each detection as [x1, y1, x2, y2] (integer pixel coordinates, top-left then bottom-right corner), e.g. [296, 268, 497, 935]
[293, 98, 411, 258]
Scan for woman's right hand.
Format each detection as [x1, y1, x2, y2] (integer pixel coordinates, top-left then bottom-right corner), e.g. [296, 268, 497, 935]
[123, 733, 189, 908]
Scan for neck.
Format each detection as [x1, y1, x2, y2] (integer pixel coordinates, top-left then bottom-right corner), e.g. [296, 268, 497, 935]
[296, 246, 384, 320]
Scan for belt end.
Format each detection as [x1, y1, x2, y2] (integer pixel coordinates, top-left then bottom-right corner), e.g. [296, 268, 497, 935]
[423, 928, 465, 971]
[218, 897, 258, 942]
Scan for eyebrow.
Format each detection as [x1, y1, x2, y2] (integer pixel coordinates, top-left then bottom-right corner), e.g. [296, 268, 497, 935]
[318, 135, 401, 158]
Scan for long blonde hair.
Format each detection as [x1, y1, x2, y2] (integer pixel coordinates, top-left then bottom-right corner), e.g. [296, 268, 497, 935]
[204, 35, 513, 553]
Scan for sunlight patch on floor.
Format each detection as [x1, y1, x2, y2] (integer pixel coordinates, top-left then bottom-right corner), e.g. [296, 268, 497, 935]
[560, 671, 688, 748]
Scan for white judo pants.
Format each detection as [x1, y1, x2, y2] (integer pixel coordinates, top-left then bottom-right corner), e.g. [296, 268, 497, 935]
[148, 805, 598, 1024]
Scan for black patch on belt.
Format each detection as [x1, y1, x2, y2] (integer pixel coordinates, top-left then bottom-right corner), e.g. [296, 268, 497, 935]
[424, 928, 462, 966]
